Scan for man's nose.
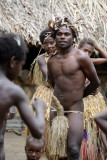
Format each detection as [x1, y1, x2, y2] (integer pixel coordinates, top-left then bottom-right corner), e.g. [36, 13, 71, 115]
[85, 51, 89, 55]
[61, 34, 65, 39]
[32, 152, 36, 157]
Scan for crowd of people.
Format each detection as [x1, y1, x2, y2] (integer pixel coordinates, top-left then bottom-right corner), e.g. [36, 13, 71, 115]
[0, 17, 107, 160]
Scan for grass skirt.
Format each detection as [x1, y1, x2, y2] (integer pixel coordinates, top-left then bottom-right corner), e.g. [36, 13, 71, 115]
[81, 92, 106, 160]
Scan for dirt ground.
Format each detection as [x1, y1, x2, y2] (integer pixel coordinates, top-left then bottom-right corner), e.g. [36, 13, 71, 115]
[5, 131, 26, 160]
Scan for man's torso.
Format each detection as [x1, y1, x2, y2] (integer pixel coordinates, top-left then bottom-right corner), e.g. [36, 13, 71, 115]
[50, 49, 86, 111]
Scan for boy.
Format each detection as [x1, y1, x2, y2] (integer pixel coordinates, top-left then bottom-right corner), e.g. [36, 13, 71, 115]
[0, 33, 46, 160]
[25, 135, 45, 160]
[78, 38, 107, 64]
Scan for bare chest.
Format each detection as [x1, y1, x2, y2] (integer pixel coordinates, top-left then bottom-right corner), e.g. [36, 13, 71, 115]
[51, 56, 79, 77]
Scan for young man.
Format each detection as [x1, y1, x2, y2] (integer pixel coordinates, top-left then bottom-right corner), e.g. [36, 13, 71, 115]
[47, 18, 100, 160]
[25, 28, 55, 136]
[78, 38, 107, 64]
[25, 135, 45, 160]
[0, 33, 46, 160]
[37, 28, 56, 81]
[78, 38, 107, 160]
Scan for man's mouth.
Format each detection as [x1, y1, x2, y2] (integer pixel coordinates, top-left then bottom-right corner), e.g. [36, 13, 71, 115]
[59, 41, 67, 44]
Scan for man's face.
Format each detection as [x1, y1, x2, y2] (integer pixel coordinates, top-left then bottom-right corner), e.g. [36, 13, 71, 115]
[43, 37, 56, 54]
[25, 141, 45, 160]
[80, 44, 94, 57]
[55, 26, 74, 49]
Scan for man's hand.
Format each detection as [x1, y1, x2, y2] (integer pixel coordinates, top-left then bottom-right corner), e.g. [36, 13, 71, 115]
[8, 106, 16, 119]
[32, 97, 46, 113]
[90, 88, 98, 96]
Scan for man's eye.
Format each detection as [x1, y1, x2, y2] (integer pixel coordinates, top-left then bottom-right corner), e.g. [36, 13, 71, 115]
[50, 42, 54, 45]
[65, 33, 70, 36]
[43, 43, 48, 45]
[29, 150, 33, 153]
[57, 32, 62, 36]
[36, 151, 41, 154]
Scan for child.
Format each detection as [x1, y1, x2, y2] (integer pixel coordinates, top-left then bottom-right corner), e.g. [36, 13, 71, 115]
[25, 135, 45, 160]
[78, 38, 107, 64]
[25, 28, 55, 136]
[78, 38, 107, 160]
[0, 33, 46, 160]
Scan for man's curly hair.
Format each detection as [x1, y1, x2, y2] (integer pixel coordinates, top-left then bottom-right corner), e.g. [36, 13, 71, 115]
[48, 17, 78, 40]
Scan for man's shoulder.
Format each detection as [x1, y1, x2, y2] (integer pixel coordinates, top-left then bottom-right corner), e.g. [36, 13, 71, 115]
[74, 48, 89, 59]
[37, 55, 45, 64]
[48, 53, 57, 63]
[7, 81, 25, 98]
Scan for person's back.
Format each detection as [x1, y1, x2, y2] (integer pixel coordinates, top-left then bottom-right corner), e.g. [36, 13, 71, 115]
[0, 79, 28, 128]
[0, 33, 46, 160]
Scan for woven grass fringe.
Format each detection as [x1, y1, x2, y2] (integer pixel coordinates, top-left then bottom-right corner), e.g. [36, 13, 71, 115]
[50, 95, 69, 159]
[25, 82, 53, 136]
[81, 91, 106, 160]
[28, 53, 49, 86]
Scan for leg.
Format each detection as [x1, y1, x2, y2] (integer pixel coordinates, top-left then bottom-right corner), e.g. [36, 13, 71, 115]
[0, 119, 7, 160]
[67, 113, 84, 160]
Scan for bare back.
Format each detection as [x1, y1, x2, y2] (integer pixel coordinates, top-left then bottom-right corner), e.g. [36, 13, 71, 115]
[0, 78, 27, 129]
[0, 79, 15, 129]
[0, 77, 45, 138]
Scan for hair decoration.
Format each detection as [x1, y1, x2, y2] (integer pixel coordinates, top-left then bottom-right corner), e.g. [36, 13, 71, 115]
[14, 35, 21, 46]
[48, 17, 78, 38]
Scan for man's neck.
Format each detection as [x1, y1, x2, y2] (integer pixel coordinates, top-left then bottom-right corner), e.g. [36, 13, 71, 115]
[58, 46, 72, 55]
[0, 65, 6, 77]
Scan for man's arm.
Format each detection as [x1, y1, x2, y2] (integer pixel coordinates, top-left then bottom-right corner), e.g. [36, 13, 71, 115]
[78, 51, 100, 97]
[14, 86, 46, 139]
[100, 130, 107, 151]
[38, 56, 47, 81]
[95, 43, 107, 58]
[91, 58, 107, 65]
[94, 110, 107, 135]
[47, 57, 55, 87]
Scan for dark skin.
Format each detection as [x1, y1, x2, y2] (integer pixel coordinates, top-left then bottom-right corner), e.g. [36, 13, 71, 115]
[80, 42, 107, 156]
[79, 41, 107, 156]
[79, 42, 107, 95]
[94, 88, 107, 135]
[48, 26, 100, 160]
[0, 106, 15, 160]
[0, 56, 46, 160]
[25, 141, 45, 160]
[94, 111, 107, 135]
[79, 43, 107, 65]
[38, 37, 56, 81]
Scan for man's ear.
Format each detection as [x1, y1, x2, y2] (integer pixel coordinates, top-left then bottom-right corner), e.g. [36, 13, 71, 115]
[25, 146, 27, 152]
[54, 41, 56, 45]
[10, 56, 17, 68]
